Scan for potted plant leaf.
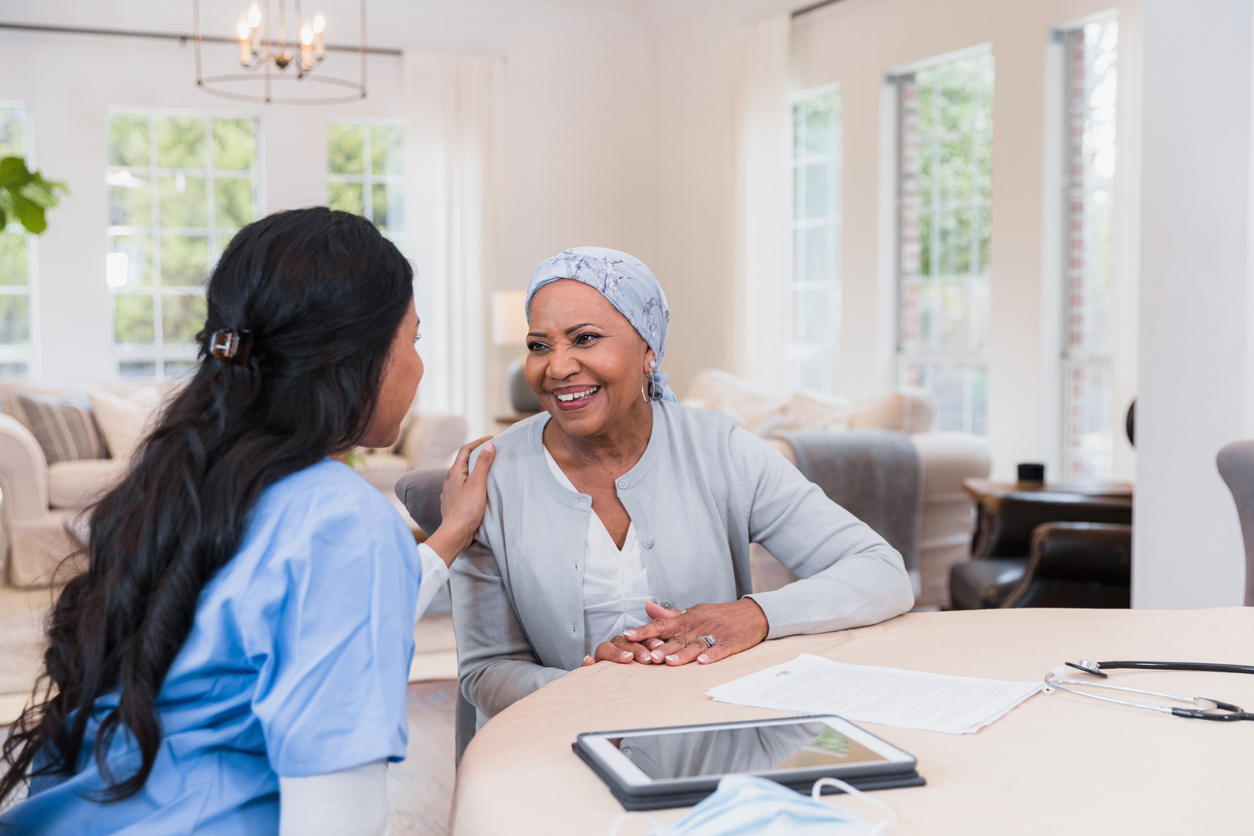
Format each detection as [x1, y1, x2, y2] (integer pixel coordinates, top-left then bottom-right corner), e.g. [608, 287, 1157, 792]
[0, 156, 67, 234]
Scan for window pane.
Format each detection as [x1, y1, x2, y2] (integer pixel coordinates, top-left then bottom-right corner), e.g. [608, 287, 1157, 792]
[939, 135, 973, 203]
[975, 135, 992, 201]
[162, 293, 207, 344]
[109, 179, 151, 227]
[216, 178, 253, 227]
[918, 212, 932, 277]
[371, 125, 404, 177]
[372, 183, 403, 231]
[803, 225, 829, 284]
[0, 295, 30, 344]
[161, 235, 209, 286]
[803, 97, 836, 157]
[0, 232, 27, 286]
[0, 110, 23, 158]
[156, 116, 206, 169]
[109, 234, 153, 287]
[936, 210, 972, 275]
[1064, 363, 1113, 480]
[120, 361, 157, 378]
[804, 164, 829, 219]
[328, 124, 365, 175]
[0, 363, 28, 378]
[213, 118, 256, 172]
[109, 114, 150, 168]
[328, 181, 364, 215]
[789, 89, 842, 398]
[158, 175, 208, 228]
[114, 294, 155, 344]
[897, 52, 993, 435]
[163, 360, 198, 378]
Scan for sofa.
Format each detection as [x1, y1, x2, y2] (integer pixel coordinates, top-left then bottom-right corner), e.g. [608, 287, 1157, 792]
[0, 380, 467, 587]
[682, 370, 991, 610]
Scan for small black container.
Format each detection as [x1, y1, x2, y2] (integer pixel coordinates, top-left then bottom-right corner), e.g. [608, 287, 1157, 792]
[1017, 463, 1045, 484]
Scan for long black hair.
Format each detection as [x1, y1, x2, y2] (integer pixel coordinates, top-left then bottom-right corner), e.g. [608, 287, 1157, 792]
[0, 207, 414, 806]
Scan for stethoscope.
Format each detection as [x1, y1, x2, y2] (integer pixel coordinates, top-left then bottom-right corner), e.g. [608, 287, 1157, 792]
[1042, 660, 1254, 721]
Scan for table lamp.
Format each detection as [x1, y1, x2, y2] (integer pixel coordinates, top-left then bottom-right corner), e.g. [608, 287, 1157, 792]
[492, 290, 541, 413]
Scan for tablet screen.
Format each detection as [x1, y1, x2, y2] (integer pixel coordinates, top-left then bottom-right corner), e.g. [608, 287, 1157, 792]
[614, 720, 888, 780]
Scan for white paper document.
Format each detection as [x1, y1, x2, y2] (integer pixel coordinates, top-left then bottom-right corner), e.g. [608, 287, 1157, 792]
[707, 654, 1042, 734]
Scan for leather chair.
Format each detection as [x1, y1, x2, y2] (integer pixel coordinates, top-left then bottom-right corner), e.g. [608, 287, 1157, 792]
[1217, 440, 1254, 605]
[951, 492, 1133, 609]
[395, 468, 480, 768]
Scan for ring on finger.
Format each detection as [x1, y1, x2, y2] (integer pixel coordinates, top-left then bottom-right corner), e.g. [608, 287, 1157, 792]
[698, 635, 716, 649]
[678, 608, 687, 614]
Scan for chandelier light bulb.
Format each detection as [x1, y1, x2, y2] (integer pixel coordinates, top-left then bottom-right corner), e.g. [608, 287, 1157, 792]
[237, 20, 251, 64]
[313, 14, 325, 34]
[301, 26, 314, 69]
[247, 2, 261, 28]
[313, 13, 325, 59]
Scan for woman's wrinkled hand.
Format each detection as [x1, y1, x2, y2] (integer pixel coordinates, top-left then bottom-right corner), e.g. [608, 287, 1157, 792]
[424, 436, 495, 567]
[620, 600, 769, 666]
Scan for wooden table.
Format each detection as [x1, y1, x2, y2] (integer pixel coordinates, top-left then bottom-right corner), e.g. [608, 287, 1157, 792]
[451, 608, 1254, 835]
[961, 478, 1134, 501]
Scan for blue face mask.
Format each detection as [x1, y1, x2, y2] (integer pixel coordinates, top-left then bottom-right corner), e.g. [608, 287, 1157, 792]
[612, 775, 896, 836]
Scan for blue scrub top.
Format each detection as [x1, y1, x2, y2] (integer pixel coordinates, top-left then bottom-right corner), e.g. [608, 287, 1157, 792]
[2, 459, 423, 835]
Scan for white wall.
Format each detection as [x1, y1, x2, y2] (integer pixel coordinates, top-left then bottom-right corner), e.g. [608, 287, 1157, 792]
[0, 0, 651, 426]
[1133, 0, 1253, 608]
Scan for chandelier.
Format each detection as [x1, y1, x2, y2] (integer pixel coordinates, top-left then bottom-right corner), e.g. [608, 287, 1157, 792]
[193, 0, 367, 105]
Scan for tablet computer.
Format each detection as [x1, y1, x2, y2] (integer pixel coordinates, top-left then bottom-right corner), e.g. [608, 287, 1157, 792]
[573, 714, 924, 811]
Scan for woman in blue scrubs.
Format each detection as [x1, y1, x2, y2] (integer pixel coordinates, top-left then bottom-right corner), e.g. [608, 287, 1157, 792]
[0, 207, 494, 835]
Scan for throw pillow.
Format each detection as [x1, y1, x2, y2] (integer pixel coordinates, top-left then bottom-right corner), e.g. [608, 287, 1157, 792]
[89, 387, 163, 462]
[14, 391, 109, 465]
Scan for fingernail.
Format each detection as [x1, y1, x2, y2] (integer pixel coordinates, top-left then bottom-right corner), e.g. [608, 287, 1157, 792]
[698, 654, 709, 663]
[649, 640, 663, 648]
[583, 655, 592, 663]
[625, 630, 637, 638]
[620, 651, 632, 660]
[651, 650, 664, 661]
[485, 443, 495, 453]
[665, 655, 678, 663]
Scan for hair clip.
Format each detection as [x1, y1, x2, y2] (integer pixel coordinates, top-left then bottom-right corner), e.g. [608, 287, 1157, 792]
[209, 329, 254, 367]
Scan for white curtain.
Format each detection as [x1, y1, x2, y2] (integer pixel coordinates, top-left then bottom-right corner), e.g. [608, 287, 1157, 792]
[403, 51, 505, 438]
[729, 13, 791, 391]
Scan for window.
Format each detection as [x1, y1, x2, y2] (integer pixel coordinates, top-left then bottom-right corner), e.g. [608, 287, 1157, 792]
[895, 52, 994, 434]
[106, 111, 259, 378]
[0, 104, 36, 378]
[789, 88, 842, 395]
[1059, 19, 1118, 480]
[326, 122, 404, 247]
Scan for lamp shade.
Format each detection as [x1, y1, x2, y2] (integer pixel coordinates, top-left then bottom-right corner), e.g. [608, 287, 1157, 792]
[492, 290, 529, 346]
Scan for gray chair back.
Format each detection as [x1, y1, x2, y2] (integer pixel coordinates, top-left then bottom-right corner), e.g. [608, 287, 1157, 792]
[1217, 440, 1254, 606]
[395, 469, 480, 766]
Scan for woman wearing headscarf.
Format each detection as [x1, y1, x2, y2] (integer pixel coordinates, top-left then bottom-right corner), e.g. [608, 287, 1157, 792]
[452, 247, 913, 721]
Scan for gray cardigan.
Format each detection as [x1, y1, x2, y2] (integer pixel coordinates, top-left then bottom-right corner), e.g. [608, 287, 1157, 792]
[451, 401, 914, 719]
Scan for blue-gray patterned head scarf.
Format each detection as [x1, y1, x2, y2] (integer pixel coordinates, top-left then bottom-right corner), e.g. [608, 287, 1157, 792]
[525, 247, 676, 402]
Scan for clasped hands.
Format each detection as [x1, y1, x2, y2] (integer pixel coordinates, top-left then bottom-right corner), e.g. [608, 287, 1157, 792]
[581, 599, 769, 669]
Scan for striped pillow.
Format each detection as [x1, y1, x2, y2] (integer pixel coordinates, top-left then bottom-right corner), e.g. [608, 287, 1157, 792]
[15, 391, 109, 465]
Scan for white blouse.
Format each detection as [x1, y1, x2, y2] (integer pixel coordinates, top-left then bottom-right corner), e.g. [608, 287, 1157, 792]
[543, 448, 656, 655]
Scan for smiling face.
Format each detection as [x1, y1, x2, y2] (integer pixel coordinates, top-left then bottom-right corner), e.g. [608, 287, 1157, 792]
[525, 279, 655, 440]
